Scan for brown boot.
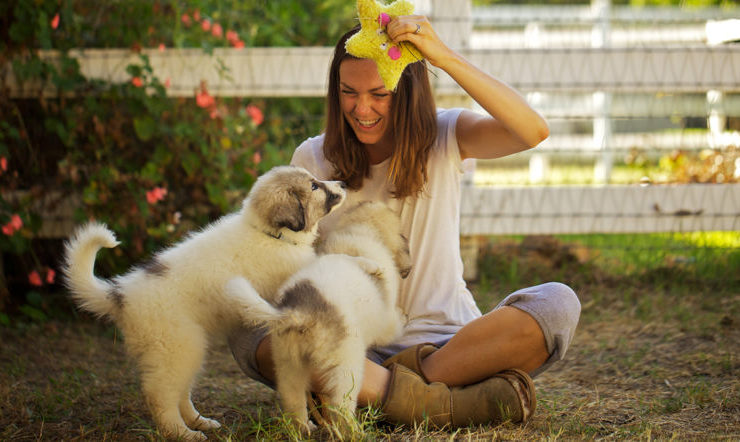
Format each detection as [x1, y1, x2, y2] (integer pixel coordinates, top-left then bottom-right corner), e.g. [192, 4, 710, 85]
[450, 368, 536, 426]
[381, 343, 438, 381]
[381, 363, 536, 428]
[381, 363, 452, 427]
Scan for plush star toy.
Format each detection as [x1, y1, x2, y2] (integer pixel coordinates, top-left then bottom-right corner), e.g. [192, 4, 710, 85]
[345, 0, 424, 91]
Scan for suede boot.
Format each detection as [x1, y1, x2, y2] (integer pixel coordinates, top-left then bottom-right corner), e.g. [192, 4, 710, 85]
[381, 343, 438, 381]
[450, 368, 536, 426]
[381, 363, 452, 427]
[381, 357, 536, 427]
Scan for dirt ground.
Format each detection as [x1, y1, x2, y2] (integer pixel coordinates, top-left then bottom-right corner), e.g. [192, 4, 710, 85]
[1, 282, 738, 440]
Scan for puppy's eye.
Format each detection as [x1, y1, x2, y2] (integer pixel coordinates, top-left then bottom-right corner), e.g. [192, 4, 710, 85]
[311, 182, 318, 190]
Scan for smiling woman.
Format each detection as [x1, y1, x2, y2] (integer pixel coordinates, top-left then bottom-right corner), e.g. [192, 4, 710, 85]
[230, 10, 577, 429]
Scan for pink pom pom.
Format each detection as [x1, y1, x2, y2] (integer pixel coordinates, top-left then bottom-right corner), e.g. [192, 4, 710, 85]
[388, 46, 401, 60]
[378, 13, 390, 27]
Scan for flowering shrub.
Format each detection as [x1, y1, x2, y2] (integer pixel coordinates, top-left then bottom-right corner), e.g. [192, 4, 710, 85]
[0, 0, 354, 324]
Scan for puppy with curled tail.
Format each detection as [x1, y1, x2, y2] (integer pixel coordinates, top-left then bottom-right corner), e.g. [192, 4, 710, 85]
[63, 166, 345, 441]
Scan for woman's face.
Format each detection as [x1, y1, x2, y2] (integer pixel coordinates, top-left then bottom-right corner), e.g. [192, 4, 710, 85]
[338, 58, 393, 152]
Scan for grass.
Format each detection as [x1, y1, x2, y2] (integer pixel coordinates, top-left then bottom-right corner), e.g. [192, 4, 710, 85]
[1, 233, 739, 440]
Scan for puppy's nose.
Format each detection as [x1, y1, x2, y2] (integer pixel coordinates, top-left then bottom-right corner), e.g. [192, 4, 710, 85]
[340, 181, 347, 189]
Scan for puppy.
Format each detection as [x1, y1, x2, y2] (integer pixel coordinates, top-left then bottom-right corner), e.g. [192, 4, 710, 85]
[62, 165, 346, 441]
[227, 201, 411, 432]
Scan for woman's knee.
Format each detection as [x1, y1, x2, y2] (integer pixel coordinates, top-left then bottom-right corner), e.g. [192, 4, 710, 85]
[542, 282, 580, 316]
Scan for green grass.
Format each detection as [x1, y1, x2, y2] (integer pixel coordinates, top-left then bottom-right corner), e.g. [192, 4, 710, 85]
[1, 231, 739, 440]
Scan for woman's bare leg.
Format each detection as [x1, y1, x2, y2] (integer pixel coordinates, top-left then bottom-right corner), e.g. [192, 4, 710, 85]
[421, 306, 548, 387]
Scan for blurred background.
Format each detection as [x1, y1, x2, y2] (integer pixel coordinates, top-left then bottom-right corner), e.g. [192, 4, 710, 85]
[1, 0, 738, 325]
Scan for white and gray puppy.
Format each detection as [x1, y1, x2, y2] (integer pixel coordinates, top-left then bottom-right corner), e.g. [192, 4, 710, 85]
[227, 201, 411, 432]
[62, 165, 346, 441]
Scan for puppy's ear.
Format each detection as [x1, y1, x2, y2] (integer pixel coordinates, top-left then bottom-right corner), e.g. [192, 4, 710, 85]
[272, 192, 306, 232]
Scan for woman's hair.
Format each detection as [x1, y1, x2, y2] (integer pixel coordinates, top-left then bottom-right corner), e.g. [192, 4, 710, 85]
[323, 26, 437, 198]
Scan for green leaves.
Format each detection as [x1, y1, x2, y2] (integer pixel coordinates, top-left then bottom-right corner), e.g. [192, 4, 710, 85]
[133, 115, 156, 141]
[1, 0, 345, 321]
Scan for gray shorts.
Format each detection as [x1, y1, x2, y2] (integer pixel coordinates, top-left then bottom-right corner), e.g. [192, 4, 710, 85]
[228, 281, 581, 386]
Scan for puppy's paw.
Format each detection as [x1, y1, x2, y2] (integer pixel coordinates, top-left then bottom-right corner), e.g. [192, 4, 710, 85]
[169, 428, 207, 442]
[191, 415, 221, 431]
[307, 420, 318, 432]
[349, 256, 383, 278]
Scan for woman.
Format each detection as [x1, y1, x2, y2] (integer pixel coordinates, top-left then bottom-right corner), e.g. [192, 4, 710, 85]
[230, 16, 581, 427]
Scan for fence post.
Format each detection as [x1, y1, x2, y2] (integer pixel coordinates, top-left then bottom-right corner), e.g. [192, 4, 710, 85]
[592, 0, 614, 184]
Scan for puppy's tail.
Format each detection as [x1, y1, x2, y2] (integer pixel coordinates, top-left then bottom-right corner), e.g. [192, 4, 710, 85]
[226, 276, 283, 324]
[62, 222, 120, 319]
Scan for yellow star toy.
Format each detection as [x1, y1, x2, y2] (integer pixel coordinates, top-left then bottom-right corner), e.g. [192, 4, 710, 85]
[345, 0, 424, 91]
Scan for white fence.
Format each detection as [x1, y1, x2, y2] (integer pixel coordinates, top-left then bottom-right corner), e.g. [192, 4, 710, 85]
[4, 2, 739, 263]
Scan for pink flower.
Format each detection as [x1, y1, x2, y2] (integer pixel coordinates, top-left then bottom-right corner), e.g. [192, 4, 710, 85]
[246, 104, 264, 126]
[28, 271, 43, 287]
[181, 13, 192, 27]
[146, 187, 168, 204]
[164, 78, 171, 89]
[211, 23, 223, 38]
[193, 10, 201, 21]
[196, 90, 215, 109]
[252, 151, 262, 165]
[46, 268, 56, 284]
[209, 107, 220, 120]
[0, 157, 6, 174]
[2, 214, 23, 236]
[232, 39, 245, 49]
[132, 77, 143, 87]
[226, 30, 239, 44]
[158, 43, 166, 52]
[51, 13, 60, 30]
[201, 19, 211, 32]
[10, 214, 22, 230]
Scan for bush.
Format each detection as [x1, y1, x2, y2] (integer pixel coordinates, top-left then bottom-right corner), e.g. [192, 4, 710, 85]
[0, 0, 354, 323]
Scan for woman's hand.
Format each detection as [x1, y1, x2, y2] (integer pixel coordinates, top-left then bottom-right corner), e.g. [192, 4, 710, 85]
[385, 15, 454, 69]
[387, 15, 549, 158]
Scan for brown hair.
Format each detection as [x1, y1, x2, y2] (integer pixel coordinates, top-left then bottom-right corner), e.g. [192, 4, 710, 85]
[322, 26, 437, 198]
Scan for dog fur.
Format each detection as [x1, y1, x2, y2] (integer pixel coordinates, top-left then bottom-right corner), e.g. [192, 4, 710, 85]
[62, 165, 346, 440]
[226, 201, 411, 432]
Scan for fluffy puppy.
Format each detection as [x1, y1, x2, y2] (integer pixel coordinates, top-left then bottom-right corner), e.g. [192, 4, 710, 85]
[62, 165, 346, 441]
[227, 201, 411, 432]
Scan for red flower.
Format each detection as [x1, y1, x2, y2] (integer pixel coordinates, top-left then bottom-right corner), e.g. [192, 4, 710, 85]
[146, 187, 168, 205]
[211, 23, 223, 38]
[201, 19, 211, 32]
[0, 157, 7, 173]
[2, 214, 23, 236]
[51, 13, 60, 30]
[164, 78, 171, 89]
[232, 39, 245, 49]
[46, 269, 56, 284]
[252, 151, 262, 165]
[181, 13, 192, 27]
[10, 214, 22, 230]
[158, 43, 166, 52]
[132, 77, 143, 87]
[196, 90, 215, 109]
[28, 271, 43, 287]
[193, 10, 201, 21]
[246, 105, 264, 126]
[226, 30, 239, 44]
